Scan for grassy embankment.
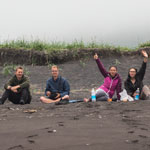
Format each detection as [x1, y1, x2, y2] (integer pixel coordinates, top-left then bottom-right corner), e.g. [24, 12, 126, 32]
[0, 40, 149, 76]
[1, 40, 148, 52]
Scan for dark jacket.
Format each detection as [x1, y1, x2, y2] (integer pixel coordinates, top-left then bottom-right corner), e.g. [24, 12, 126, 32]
[96, 59, 122, 100]
[45, 76, 70, 97]
[4, 75, 30, 93]
[124, 61, 147, 97]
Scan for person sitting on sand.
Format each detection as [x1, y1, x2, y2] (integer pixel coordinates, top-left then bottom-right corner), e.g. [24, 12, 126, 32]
[40, 65, 70, 104]
[0, 66, 31, 105]
[84, 53, 122, 102]
[124, 50, 150, 100]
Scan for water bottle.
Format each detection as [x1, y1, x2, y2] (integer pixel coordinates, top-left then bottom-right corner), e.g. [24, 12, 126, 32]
[91, 88, 96, 102]
[134, 88, 140, 100]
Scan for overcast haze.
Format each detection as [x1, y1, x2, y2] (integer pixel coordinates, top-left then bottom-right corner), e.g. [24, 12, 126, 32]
[0, 0, 150, 47]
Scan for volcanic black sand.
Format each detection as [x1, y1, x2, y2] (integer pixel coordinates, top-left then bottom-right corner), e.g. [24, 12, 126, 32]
[0, 55, 150, 150]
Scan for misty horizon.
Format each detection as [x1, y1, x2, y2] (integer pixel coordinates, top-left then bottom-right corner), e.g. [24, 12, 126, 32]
[0, 0, 150, 48]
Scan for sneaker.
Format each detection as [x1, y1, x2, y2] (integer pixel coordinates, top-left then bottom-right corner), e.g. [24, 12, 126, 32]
[19, 99, 25, 105]
[0, 98, 4, 105]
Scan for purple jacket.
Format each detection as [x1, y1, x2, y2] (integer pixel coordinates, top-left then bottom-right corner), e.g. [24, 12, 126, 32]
[96, 58, 122, 100]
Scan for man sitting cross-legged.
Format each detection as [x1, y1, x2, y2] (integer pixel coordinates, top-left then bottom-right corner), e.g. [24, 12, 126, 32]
[0, 66, 31, 105]
[40, 65, 70, 104]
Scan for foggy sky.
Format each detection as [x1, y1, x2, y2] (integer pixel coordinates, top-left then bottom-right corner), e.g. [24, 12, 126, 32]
[0, 0, 150, 47]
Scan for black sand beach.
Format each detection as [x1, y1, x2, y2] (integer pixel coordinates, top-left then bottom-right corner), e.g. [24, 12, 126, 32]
[0, 55, 150, 150]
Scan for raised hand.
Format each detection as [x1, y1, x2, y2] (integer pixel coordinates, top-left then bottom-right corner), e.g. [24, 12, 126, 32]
[142, 50, 148, 63]
[141, 50, 148, 58]
[94, 53, 98, 60]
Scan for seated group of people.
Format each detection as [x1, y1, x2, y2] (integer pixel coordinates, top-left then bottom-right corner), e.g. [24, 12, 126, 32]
[0, 50, 150, 105]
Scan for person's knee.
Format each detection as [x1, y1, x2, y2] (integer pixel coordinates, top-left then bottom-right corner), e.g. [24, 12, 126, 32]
[40, 96, 45, 102]
[96, 90, 106, 98]
[142, 85, 150, 94]
[141, 85, 150, 100]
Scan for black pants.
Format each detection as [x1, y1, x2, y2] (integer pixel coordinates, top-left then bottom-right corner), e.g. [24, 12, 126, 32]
[0, 88, 31, 104]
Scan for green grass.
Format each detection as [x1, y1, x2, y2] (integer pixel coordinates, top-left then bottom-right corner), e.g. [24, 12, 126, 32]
[1, 64, 16, 76]
[138, 41, 150, 48]
[1, 64, 30, 77]
[0, 39, 149, 52]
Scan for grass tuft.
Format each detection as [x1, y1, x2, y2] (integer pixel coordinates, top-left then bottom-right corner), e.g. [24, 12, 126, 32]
[138, 41, 150, 48]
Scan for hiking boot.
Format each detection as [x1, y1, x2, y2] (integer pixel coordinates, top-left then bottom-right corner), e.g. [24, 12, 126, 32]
[19, 99, 25, 105]
[0, 100, 3, 105]
[0, 97, 5, 105]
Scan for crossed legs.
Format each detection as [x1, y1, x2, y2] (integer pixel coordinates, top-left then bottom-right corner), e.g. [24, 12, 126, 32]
[40, 95, 69, 104]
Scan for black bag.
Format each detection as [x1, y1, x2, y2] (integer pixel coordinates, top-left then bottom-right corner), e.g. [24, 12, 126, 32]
[50, 92, 59, 100]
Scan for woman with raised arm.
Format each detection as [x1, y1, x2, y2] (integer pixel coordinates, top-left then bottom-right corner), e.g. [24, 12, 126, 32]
[124, 50, 150, 100]
[84, 53, 122, 102]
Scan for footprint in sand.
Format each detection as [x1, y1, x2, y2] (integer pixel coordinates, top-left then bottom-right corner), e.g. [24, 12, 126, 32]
[71, 116, 79, 120]
[122, 115, 130, 118]
[131, 140, 139, 143]
[58, 121, 64, 126]
[138, 135, 147, 138]
[28, 140, 35, 144]
[132, 126, 138, 128]
[140, 127, 148, 131]
[48, 129, 57, 133]
[48, 130, 53, 133]
[27, 134, 38, 144]
[41, 126, 52, 130]
[128, 130, 134, 134]
[8, 145, 24, 150]
[27, 134, 38, 138]
[40, 126, 57, 133]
